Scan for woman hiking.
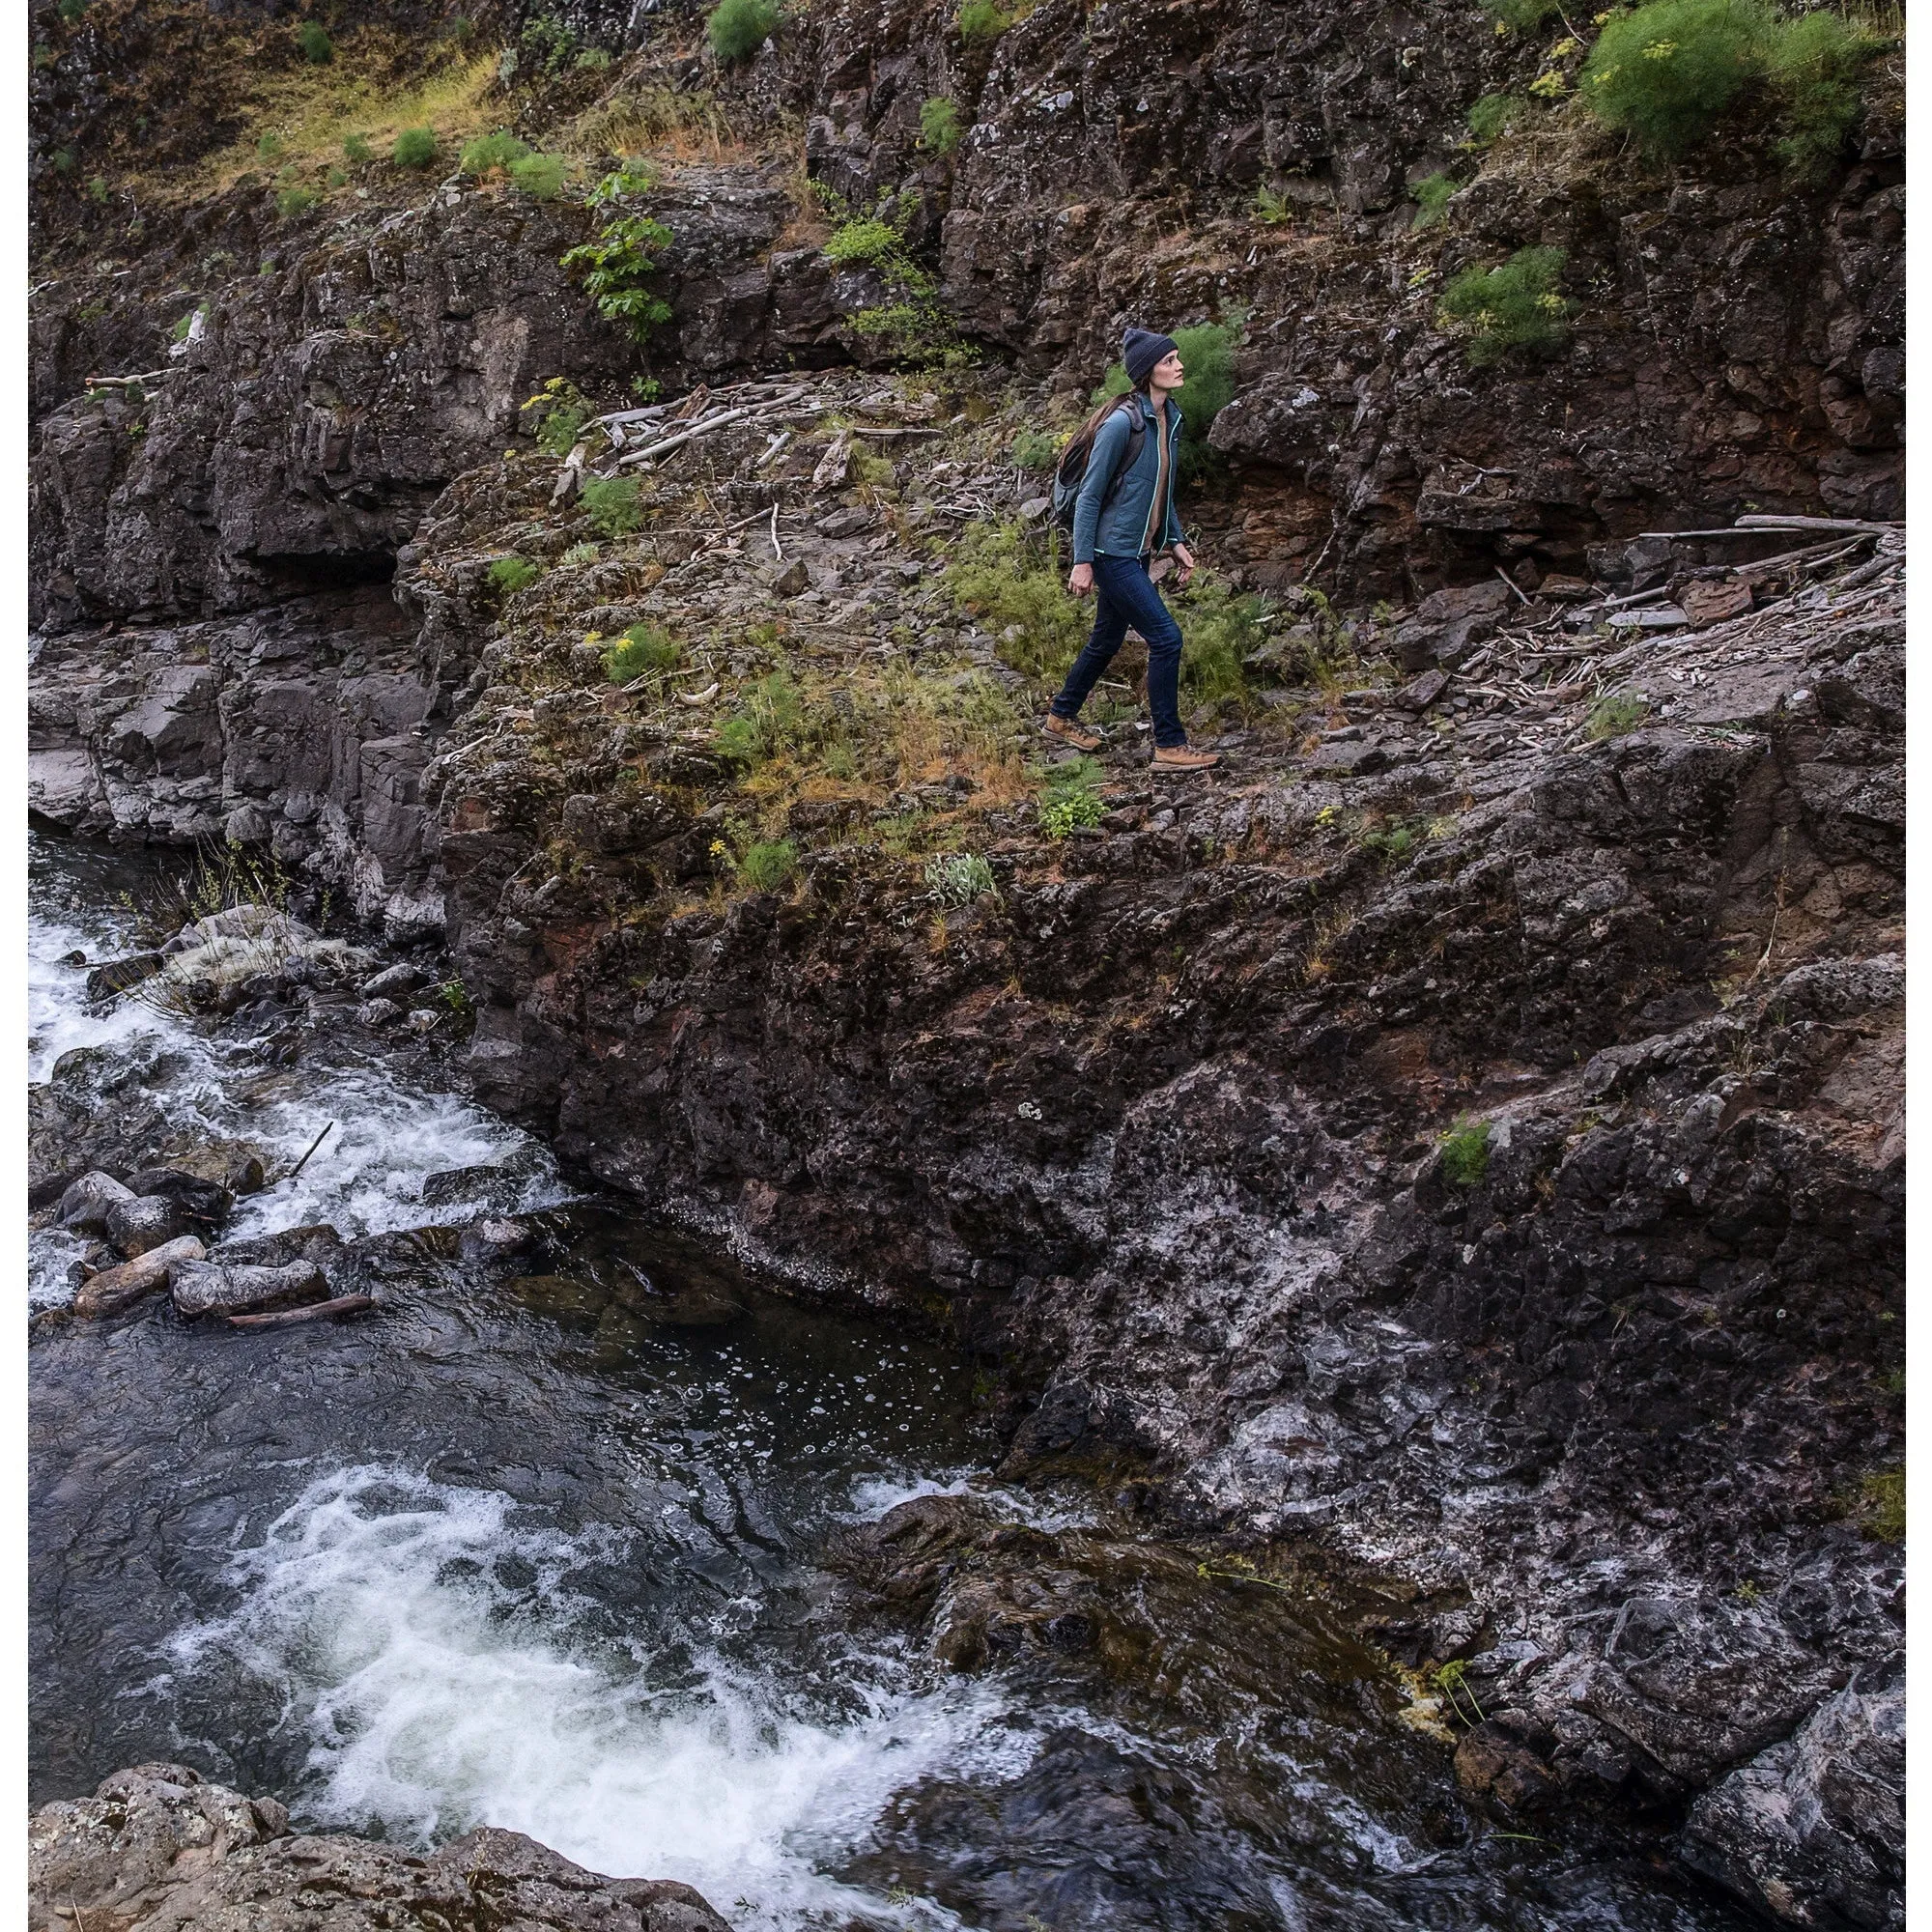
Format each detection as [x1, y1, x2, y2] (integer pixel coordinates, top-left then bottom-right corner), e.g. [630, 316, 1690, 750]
[1042, 327, 1217, 770]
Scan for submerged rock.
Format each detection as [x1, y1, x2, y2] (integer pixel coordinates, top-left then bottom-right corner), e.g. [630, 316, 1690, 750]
[27, 1762, 730, 1932]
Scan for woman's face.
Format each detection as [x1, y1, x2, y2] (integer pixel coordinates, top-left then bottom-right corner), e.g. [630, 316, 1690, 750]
[1152, 349, 1186, 388]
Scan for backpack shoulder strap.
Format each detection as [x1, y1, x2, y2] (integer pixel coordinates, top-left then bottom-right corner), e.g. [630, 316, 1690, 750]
[1097, 395, 1146, 508]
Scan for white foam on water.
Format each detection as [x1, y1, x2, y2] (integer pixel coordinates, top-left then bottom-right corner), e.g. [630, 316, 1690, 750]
[28, 894, 568, 1252]
[168, 1466, 1033, 1929]
[843, 1469, 1099, 1535]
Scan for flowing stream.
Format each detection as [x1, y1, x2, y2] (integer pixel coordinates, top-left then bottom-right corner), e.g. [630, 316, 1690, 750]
[28, 835, 1755, 1932]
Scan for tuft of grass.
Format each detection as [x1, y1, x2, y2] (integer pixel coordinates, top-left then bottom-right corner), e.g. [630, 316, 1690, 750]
[560, 542, 602, 567]
[580, 476, 643, 538]
[392, 127, 440, 170]
[714, 670, 807, 767]
[1441, 1120, 1492, 1188]
[707, 0, 780, 65]
[297, 19, 333, 63]
[1857, 1467, 1903, 1544]
[1254, 184, 1293, 224]
[1437, 245, 1575, 366]
[1359, 816, 1431, 867]
[576, 47, 611, 71]
[738, 839, 798, 892]
[510, 152, 568, 199]
[605, 622, 681, 682]
[1176, 575, 1272, 711]
[459, 128, 530, 175]
[921, 95, 963, 156]
[1038, 756, 1106, 838]
[257, 130, 286, 161]
[1411, 173, 1457, 229]
[1467, 92, 1521, 144]
[926, 851, 997, 904]
[488, 555, 541, 595]
[946, 520, 1087, 682]
[1579, 0, 1771, 158]
[957, 0, 1010, 43]
[1587, 692, 1649, 739]
[1009, 428, 1060, 471]
[1094, 322, 1238, 482]
[342, 132, 375, 164]
[276, 185, 320, 217]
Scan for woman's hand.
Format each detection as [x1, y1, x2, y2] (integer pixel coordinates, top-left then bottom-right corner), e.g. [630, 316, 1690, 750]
[1068, 562, 1094, 597]
[1172, 544, 1196, 589]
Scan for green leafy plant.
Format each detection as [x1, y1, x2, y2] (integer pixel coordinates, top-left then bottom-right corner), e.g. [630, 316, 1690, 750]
[1587, 691, 1649, 739]
[297, 19, 332, 63]
[822, 210, 966, 366]
[604, 622, 681, 682]
[1766, 9, 1878, 178]
[1176, 574, 1272, 710]
[459, 128, 531, 176]
[562, 164, 675, 343]
[1358, 816, 1430, 866]
[1579, 0, 1772, 158]
[1094, 322, 1237, 481]
[53, 147, 77, 174]
[1254, 184, 1293, 224]
[276, 185, 319, 218]
[1434, 1659, 1487, 1725]
[520, 13, 577, 73]
[1410, 173, 1457, 229]
[714, 671, 807, 766]
[57, 0, 88, 19]
[1466, 92, 1521, 144]
[488, 554, 541, 595]
[521, 377, 593, 455]
[957, 0, 1010, 43]
[579, 475, 643, 538]
[256, 131, 286, 161]
[343, 132, 375, 164]
[326, 164, 348, 188]
[85, 174, 111, 203]
[439, 977, 475, 1022]
[1039, 756, 1106, 838]
[392, 127, 440, 170]
[168, 310, 196, 342]
[1440, 1120, 1492, 1188]
[925, 851, 997, 905]
[707, 0, 779, 64]
[945, 519, 1086, 680]
[1437, 245, 1575, 366]
[576, 46, 612, 71]
[560, 542, 602, 566]
[738, 838, 798, 892]
[510, 153, 568, 199]
[920, 95, 963, 155]
[1009, 428, 1060, 471]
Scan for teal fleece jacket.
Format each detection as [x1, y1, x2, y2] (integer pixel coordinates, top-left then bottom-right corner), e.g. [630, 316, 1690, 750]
[1070, 391, 1186, 565]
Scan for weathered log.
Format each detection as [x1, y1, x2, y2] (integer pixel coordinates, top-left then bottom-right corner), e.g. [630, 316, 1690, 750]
[228, 1293, 377, 1329]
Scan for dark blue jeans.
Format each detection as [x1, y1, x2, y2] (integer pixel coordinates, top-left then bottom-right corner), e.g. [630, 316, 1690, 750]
[1050, 554, 1186, 749]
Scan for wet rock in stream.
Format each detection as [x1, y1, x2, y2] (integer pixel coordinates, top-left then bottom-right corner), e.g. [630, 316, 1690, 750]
[28, 1762, 731, 1932]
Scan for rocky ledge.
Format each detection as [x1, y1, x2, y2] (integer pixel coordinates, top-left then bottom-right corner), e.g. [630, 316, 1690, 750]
[28, 1762, 728, 1932]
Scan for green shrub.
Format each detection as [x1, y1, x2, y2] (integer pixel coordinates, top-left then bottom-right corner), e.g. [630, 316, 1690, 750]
[446, 15, 473, 43]
[1254, 184, 1293, 224]
[714, 671, 806, 765]
[257, 131, 285, 161]
[1767, 10, 1877, 178]
[738, 839, 798, 892]
[576, 47, 612, 71]
[946, 520, 1086, 681]
[580, 475, 642, 538]
[1466, 92, 1520, 144]
[84, 174, 110, 203]
[1176, 575, 1270, 710]
[297, 19, 332, 63]
[957, 0, 1009, 43]
[1411, 173, 1457, 229]
[522, 377, 592, 455]
[510, 153, 568, 199]
[1479, 0, 1560, 27]
[459, 128, 531, 175]
[393, 128, 440, 170]
[707, 0, 779, 64]
[604, 622, 681, 682]
[920, 95, 963, 156]
[489, 554, 541, 595]
[822, 213, 966, 366]
[560, 542, 602, 567]
[824, 215, 905, 270]
[520, 13, 576, 72]
[1094, 321, 1237, 482]
[1440, 1120, 1492, 1188]
[562, 165, 674, 343]
[1009, 428, 1060, 471]
[326, 164, 348, 187]
[1359, 816, 1430, 866]
[1579, 0, 1771, 158]
[53, 147, 76, 174]
[57, 0, 88, 19]
[1437, 245, 1575, 366]
[1587, 692, 1649, 739]
[925, 851, 997, 904]
[1038, 756, 1105, 838]
[343, 132, 375, 164]
[276, 185, 319, 218]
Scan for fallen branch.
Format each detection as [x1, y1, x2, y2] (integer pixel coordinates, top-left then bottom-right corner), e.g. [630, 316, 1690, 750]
[675, 681, 721, 705]
[769, 501, 783, 561]
[284, 1120, 335, 1182]
[847, 424, 944, 440]
[1494, 566, 1531, 607]
[617, 407, 755, 469]
[228, 1293, 376, 1330]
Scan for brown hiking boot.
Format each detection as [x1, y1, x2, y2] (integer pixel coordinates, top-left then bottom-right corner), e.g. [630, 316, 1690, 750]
[1041, 713, 1103, 753]
[1151, 743, 1220, 770]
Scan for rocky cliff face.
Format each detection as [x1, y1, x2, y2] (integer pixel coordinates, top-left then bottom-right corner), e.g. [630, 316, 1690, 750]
[29, 0, 1903, 1923]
